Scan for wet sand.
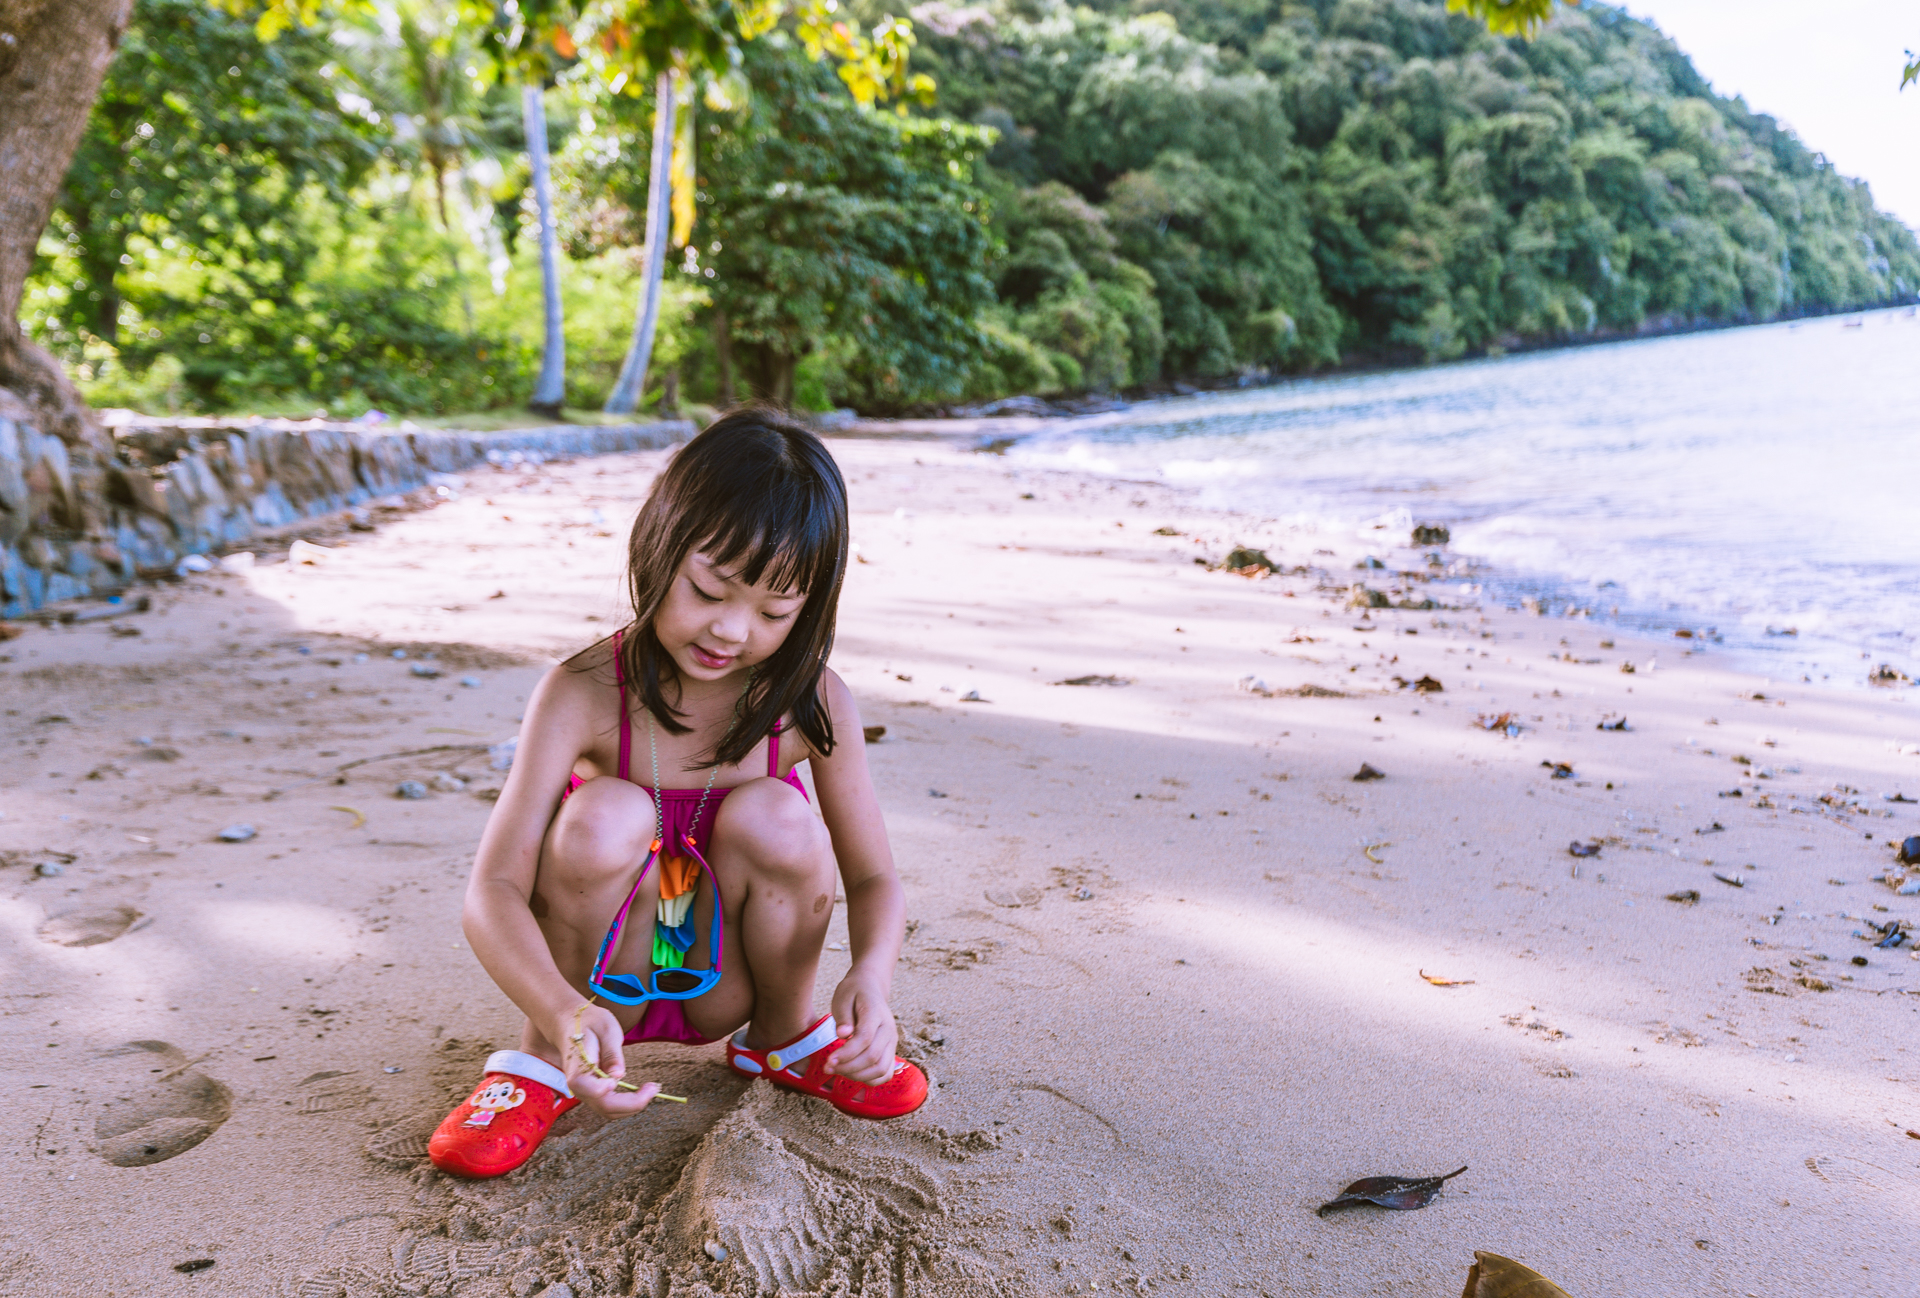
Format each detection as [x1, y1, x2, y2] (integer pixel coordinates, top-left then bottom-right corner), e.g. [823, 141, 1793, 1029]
[4, 436, 1919, 1296]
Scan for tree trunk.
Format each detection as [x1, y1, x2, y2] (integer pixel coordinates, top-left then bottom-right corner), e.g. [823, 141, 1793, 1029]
[604, 69, 677, 414]
[0, 0, 133, 449]
[429, 153, 475, 335]
[735, 341, 797, 407]
[1, 0, 147, 612]
[713, 308, 734, 407]
[522, 82, 566, 418]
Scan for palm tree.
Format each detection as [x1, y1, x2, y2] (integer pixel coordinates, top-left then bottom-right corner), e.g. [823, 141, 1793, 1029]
[522, 79, 567, 417]
[603, 69, 676, 414]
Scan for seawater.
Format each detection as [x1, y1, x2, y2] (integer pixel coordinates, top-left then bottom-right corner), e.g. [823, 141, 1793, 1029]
[1005, 307, 1920, 688]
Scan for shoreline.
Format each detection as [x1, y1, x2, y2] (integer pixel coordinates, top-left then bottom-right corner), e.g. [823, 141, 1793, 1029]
[4, 435, 1919, 1295]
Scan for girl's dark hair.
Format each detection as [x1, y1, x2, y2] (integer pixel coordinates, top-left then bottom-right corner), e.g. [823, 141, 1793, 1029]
[618, 405, 848, 769]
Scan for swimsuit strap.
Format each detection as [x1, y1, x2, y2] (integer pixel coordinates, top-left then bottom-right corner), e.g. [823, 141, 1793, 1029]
[768, 720, 782, 779]
[611, 629, 631, 783]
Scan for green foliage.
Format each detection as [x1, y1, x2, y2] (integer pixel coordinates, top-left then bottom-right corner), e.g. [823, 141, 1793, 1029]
[42, 0, 377, 347]
[915, 0, 1920, 374]
[1445, 0, 1562, 39]
[581, 39, 997, 410]
[34, 0, 1920, 421]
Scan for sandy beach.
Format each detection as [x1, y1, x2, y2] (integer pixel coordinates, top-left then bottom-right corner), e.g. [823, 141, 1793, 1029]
[5, 432, 1920, 1297]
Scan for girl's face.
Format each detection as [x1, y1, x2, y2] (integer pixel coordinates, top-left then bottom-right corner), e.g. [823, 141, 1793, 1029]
[652, 549, 808, 685]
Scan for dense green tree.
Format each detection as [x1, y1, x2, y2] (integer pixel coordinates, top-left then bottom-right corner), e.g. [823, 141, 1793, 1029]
[562, 39, 994, 409]
[45, 0, 375, 348]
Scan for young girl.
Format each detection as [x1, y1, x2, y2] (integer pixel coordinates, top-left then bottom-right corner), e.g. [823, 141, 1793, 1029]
[428, 408, 926, 1179]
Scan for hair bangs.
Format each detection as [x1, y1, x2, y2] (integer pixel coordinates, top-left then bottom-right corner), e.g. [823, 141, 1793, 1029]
[698, 480, 841, 601]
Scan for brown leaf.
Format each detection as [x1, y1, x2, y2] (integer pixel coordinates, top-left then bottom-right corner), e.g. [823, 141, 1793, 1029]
[862, 725, 887, 743]
[1665, 890, 1700, 905]
[1419, 970, 1475, 986]
[1316, 1165, 1465, 1216]
[1352, 763, 1386, 782]
[1412, 675, 1444, 693]
[1568, 841, 1601, 858]
[1459, 1251, 1572, 1298]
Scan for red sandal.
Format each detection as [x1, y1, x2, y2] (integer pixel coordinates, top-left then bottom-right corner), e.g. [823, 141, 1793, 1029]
[427, 1051, 580, 1178]
[725, 1015, 928, 1120]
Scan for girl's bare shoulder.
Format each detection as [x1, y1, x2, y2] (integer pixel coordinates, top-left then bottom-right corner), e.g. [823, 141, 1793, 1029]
[534, 638, 619, 716]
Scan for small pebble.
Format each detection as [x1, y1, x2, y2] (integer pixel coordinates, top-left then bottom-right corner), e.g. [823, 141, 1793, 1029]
[36, 861, 65, 877]
[410, 663, 441, 678]
[459, 675, 482, 688]
[395, 781, 429, 800]
[383, 1066, 403, 1074]
[1073, 886, 1095, 901]
[391, 648, 408, 659]
[430, 771, 466, 793]
[217, 824, 257, 843]
[352, 652, 369, 664]
[1784, 1054, 1798, 1063]
[704, 1241, 729, 1263]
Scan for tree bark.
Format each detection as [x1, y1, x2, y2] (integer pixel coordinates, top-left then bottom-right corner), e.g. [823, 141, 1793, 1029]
[712, 308, 734, 407]
[0, 0, 134, 457]
[522, 82, 566, 417]
[604, 69, 676, 414]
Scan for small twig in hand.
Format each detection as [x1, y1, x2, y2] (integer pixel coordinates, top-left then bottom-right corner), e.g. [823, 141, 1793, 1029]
[571, 1003, 684, 1101]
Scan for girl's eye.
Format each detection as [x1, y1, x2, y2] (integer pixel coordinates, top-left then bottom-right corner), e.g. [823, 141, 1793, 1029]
[761, 609, 794, 623]
[690, 581, 722, 603]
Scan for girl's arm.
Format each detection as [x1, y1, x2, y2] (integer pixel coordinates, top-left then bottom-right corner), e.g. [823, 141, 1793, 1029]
[806, 668, 909, 1083]
[461, 658, 654, 1113]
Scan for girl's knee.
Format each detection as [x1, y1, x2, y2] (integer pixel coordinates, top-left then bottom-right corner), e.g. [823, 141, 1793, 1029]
[716, 779, 828, 880]
[547, 777, 655, 874]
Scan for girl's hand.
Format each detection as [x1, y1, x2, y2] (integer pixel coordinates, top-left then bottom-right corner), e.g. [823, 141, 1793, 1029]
[826, 970, 900, 1085]
[557, 1003, 660, 1116]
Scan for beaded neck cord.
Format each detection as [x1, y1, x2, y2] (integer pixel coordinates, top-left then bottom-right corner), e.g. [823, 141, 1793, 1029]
[643, 683, 743, 972]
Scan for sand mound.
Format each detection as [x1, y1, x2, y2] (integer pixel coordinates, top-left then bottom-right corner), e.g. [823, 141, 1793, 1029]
[301, 1078, 1008, 1298]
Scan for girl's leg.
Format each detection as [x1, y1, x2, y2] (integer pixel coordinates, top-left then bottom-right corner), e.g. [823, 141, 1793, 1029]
[682, 776, 836, 1048]
[517, 775, 657, 1062]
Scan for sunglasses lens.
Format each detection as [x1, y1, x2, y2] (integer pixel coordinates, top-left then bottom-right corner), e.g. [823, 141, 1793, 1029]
[655, 969, 705, 994]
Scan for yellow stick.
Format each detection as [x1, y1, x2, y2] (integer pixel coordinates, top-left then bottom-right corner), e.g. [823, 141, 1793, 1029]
[573, 1002, 689, 1102]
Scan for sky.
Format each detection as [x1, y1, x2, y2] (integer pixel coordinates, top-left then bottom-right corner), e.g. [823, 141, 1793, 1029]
[1621, 1, 1920, 229]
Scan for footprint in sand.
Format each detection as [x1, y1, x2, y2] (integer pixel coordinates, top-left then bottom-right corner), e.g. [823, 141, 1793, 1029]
[295, 1070, 374, 1115]
[92, 1040, 232, 1167]
[37, 904, 143, 947]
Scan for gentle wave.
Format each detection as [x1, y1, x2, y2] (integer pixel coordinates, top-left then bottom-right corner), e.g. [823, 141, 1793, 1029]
[1006, 308, 1920, 687]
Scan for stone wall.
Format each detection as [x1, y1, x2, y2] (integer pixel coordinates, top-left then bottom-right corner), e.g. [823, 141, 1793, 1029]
[0, 401, 690, 617]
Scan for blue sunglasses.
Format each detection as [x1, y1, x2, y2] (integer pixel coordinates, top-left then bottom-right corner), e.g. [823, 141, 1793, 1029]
[588, 833, 725, 1005]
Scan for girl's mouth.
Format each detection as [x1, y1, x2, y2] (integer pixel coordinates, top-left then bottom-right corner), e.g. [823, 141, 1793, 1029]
[690, 644, 735, 670]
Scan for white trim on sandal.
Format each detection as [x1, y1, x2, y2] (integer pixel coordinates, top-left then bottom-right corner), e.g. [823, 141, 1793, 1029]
[484, 1049, 573, 1099]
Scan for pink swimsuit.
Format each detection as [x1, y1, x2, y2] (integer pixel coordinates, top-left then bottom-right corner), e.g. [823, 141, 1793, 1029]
[565, 630, 808, 1045]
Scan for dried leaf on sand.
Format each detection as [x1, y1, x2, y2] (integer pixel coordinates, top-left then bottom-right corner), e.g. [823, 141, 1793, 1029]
[1419, 970, 1475, 986]
[1459, 1251, 1573, 1297]
[1316, 1165, 1466, 1216]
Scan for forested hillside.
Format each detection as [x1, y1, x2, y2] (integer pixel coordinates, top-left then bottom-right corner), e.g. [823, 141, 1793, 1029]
[26, 0, 1919, 417]
[915, 0, 1920, 389]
